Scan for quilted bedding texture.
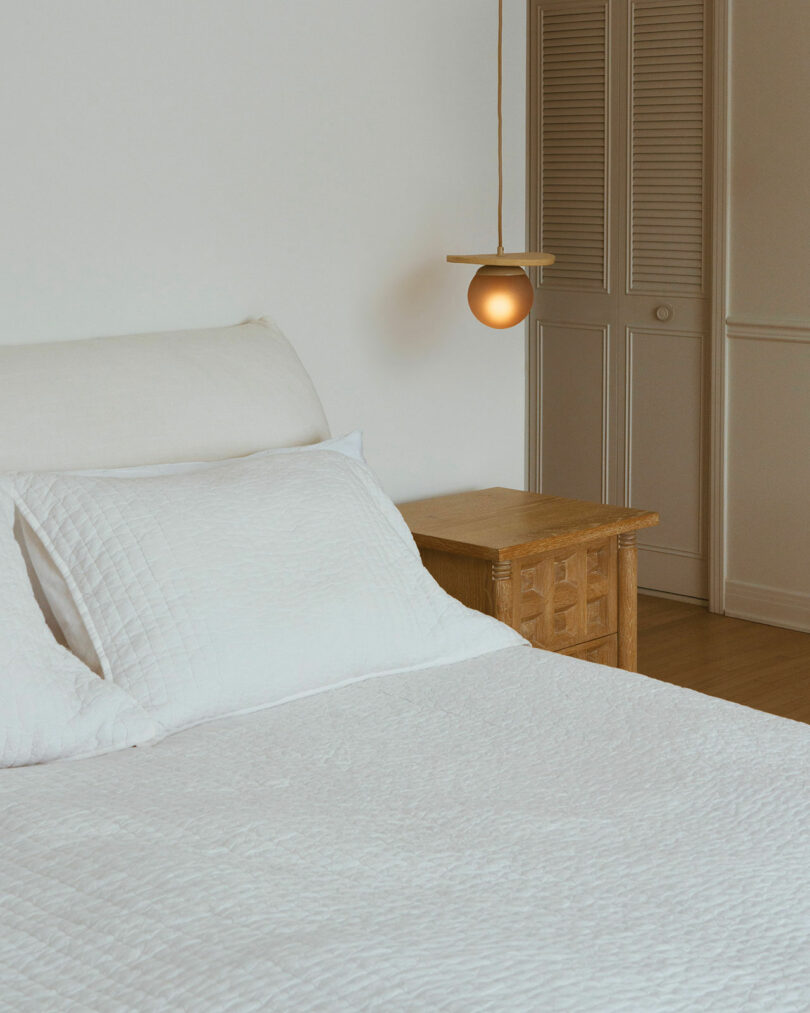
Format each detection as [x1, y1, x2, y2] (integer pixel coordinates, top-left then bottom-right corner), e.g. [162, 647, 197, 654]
[1, 645, 808, 1012]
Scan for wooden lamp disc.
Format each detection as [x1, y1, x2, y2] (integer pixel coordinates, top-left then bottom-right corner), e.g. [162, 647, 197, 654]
[446, 252, 555, 267]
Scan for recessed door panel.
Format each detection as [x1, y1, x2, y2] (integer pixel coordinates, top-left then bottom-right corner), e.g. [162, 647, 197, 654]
[628, 328, 706, 596]
[540, 322, 607, 504]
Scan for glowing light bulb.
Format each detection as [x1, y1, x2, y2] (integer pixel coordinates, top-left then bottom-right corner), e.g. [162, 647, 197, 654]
[467, 266, 534, 329]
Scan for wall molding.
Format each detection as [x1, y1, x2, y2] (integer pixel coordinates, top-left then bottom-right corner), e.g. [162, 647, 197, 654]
[726, 318, 810, 345]
[725, 580, 810, 634]
[623, 329, 633, 508]
[708, 0, 730, 615]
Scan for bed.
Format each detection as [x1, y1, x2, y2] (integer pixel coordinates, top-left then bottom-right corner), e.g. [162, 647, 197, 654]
[1, 319, 808, 1012]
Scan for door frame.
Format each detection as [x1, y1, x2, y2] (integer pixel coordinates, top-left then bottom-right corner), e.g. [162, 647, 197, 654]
[524, 0, 730, 614]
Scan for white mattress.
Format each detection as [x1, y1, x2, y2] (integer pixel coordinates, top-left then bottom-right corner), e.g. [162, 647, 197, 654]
[1, 646, 808, 1012]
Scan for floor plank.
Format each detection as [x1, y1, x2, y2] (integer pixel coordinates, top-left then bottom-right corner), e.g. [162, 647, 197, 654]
[637, 594, 810, 724]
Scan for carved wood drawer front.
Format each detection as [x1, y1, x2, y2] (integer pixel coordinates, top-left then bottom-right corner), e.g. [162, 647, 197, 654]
[517, 536, 618, 651]
[559, 634, 618, 666]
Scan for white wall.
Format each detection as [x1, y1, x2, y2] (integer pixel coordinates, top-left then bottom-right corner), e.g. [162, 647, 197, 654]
[0, 0, 527, 503]
[725, 0, 810, 630]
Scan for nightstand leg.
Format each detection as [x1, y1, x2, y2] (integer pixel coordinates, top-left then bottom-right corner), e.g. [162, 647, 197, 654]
[491, 560, 514, 626]
[618, 532, 638, 671]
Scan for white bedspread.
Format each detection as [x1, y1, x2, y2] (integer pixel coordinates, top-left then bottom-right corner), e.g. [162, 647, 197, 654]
[1, 647, 808, 1012]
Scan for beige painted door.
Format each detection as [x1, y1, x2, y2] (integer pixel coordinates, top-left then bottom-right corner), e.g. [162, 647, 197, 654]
[528, 0, 711, 600]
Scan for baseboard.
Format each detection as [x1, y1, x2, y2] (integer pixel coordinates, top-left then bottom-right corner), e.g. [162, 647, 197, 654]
[724, 580, 810, 633]
[638, 587, 708, 607]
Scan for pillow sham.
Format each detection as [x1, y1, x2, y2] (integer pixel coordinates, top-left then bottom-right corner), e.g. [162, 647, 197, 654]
[12, 447, 525, 733]
[18, 432, 366, 675]
[0, 489, 157, 767]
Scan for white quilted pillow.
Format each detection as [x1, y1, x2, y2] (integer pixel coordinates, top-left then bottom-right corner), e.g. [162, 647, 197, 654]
[0, 489, 157, 767]
[18, 432, 366, 675]
[12, 448, 525, 733]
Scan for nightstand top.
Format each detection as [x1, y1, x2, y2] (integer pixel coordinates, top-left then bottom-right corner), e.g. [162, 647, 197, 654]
[398, 487, 659, 561]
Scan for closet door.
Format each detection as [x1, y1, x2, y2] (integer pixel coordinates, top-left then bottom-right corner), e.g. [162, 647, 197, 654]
[528, 0, 711, 600]
[528, 0, 613, 507]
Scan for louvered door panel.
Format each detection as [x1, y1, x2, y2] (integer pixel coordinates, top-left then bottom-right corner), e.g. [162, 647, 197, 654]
[630, 0, 705, 293]
[538, 3, 608, 290]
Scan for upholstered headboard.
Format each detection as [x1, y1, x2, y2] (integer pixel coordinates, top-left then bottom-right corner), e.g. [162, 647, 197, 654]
[0, 318, 330, 472]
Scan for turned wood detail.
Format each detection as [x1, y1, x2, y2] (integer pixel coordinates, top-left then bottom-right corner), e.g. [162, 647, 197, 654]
[491, 560, 513, 625]
[617, 532, 638, 671]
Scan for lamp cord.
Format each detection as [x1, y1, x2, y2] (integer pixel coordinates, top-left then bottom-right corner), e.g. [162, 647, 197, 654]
[497, 0, 504, 255]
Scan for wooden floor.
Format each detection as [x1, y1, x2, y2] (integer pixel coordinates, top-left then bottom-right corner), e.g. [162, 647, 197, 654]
[637, 594, 810, 724]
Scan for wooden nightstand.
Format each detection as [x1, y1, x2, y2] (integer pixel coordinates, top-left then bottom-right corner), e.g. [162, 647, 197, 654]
[399, 487, 659, 671]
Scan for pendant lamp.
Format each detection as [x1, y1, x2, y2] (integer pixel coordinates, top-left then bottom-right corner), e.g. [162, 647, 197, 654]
[447, 0, 554, 329]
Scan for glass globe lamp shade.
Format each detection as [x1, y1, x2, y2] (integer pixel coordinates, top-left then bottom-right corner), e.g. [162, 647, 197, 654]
[467, 265, 534, 328]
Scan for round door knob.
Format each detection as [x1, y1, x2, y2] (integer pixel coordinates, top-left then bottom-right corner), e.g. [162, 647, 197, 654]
[655, 303, 673, 322]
